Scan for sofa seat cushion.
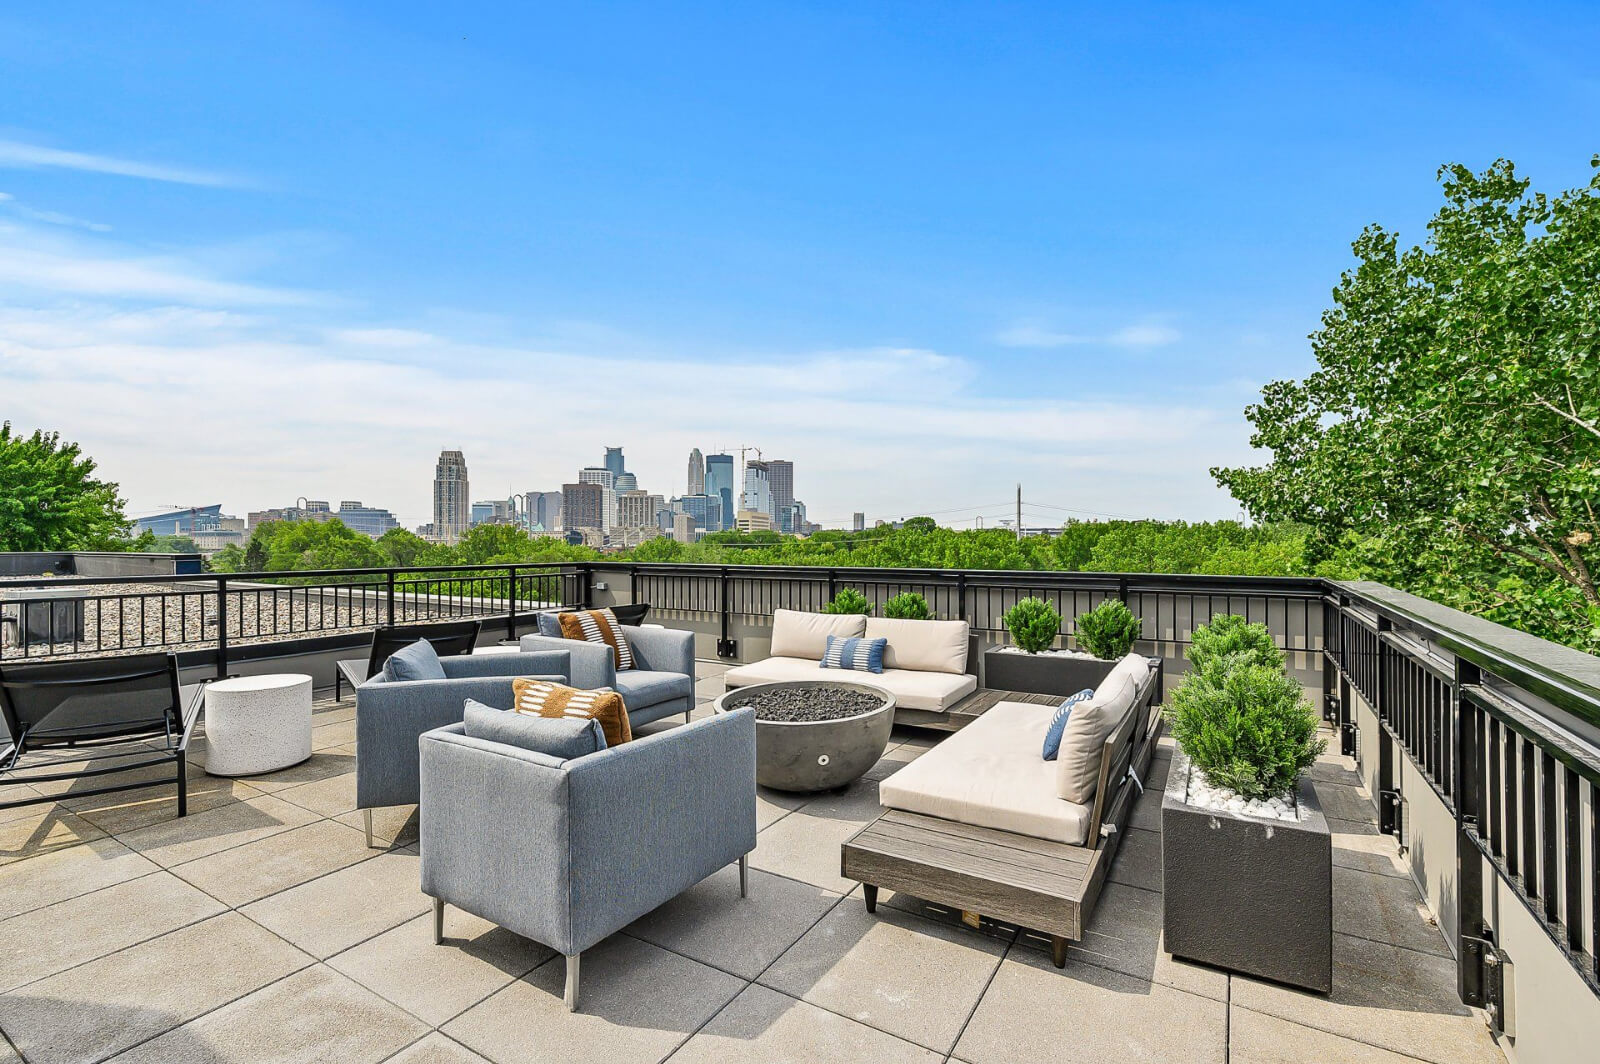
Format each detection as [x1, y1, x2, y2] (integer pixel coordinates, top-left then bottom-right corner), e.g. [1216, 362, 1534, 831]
[864, 617, 970, 674]
[723, 657, 977, 712]
[880, 700, 1093, 845]
[611, 669, 694, 709]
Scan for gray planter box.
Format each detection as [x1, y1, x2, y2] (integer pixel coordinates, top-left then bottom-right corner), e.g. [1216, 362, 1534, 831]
[982, 648, 1115, 697]
[1161, 747, 1332, 993]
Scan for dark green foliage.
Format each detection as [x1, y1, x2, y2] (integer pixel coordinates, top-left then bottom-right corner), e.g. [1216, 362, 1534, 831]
[1168, 664, 1325, 800]
[1075, 600, 1141, 659]
[1187, 614, 1283, 678]
[1003, 597, 1061, 653]
[1168, 615, 1324, 800]
[822, 587, 873, 615]
[883, 591, 932, 620]
[0, 423, 132, 551]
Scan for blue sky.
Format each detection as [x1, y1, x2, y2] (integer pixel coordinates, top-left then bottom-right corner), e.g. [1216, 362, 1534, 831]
[3, 2, 1597, 529]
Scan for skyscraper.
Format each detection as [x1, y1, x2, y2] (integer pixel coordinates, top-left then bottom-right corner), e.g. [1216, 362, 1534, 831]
[578, 467, 616, 531]
[562, 482, 605, 532]
[687, 448, 705, 495]
[614, 471, 638, 493]
[705, 454, 735, 531]
[852, 512, 865, 532]
[673, 493, 722, 534]
[617, 490, 656, 529]
[742, 459, 772, 516]
[603, 447, 625, 479]
[433, 450, 470, 543]
[768, 459, 794, 516]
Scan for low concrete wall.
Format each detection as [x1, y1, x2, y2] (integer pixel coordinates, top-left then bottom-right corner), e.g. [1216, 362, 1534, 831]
[0, 552, 201, 578]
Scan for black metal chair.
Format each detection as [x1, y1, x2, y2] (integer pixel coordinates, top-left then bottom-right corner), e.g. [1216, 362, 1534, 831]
[334, 619, 485, 702]
[0, 653, 203, 816]
[609, 602, 651, 627]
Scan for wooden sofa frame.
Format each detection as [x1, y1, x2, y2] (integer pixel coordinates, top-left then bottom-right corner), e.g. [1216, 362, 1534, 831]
[842, 669, 1163, 967]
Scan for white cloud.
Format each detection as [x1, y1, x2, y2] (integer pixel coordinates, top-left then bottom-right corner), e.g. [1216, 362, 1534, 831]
[0, 139, 240, 187]
[995, 320, 1181, 349]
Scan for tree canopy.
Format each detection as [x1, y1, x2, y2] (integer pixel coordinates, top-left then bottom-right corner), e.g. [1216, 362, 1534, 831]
[0, 423, 132, 552]
[1215, 159, 1600, 651]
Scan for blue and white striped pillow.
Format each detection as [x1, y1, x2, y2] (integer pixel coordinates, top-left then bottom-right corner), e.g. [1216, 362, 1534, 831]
[1042, 688, 1095, 761]
[819, 634, 888, 673]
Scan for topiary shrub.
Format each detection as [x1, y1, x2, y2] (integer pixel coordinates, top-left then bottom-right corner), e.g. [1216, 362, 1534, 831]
[1187, 614, 1283, 678]
[1074, 600, 1142, 659]
[1003, 597, 1061, 654]
[883, 592, 932, 620]
[821, 588, 873, 615]
[1167, 663, 1325, 800]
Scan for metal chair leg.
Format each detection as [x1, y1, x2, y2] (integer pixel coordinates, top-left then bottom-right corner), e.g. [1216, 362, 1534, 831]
[565, 953, 580, 1012]
[364, 808, 375, 848]
[739, 853, 749, 898]
[432, 897, 444, 944]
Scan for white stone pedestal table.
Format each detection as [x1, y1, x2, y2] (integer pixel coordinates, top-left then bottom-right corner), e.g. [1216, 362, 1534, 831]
[204, 673, 314, 776]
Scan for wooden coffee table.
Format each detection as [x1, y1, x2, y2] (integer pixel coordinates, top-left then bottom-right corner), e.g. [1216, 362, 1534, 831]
[893, 687, 1060, 733]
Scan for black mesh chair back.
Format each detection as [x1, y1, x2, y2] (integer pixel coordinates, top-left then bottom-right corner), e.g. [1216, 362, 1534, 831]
[610, 602, 651, 627]
[363, 619, 484, 681]
[0, 653, 182, 751]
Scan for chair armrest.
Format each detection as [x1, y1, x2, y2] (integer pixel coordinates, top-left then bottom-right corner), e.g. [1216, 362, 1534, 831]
[563, 708, 757, 952]
[519, 634, 615, 690]
[441, 650, 571, 680]
[622, 625, 694, 678]
[418, 725, 577, 953]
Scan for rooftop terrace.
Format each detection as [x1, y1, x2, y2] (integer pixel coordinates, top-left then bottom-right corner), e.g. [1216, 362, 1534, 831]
[1, 664, 1498, 1064]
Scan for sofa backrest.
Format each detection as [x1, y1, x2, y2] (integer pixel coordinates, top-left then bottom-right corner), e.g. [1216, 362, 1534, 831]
[1054, 656, 1155, 804]
[864, 617, 970, 675]
[770, 609, 867, 660]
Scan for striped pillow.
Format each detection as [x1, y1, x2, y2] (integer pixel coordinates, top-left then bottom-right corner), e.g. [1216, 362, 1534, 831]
[511, 677, 632, 746]
[819, 634, 888, 673]
[556, 608, 635, 671]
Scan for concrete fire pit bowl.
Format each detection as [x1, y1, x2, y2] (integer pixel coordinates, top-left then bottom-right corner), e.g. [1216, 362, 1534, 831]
[714, 680, 896, 792]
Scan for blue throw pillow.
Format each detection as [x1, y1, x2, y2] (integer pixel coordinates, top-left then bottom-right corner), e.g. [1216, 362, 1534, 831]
[535, 612, 564, 638]
[1042, 689, 1095, 761]
[461, 699, 607, 759]
[819, 634, 888, 674]
[382, 639, 447, 682]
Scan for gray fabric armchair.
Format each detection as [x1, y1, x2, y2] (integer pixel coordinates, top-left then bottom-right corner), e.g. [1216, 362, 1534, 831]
[354, 650, 570, 843]
[419, 706, 757, 1011]
[518, 624, 696, 729]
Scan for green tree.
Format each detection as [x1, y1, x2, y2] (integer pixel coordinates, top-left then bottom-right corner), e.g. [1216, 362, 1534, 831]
[1215, 159, 1600, 651]
[376, 527, 432, 568]
[0, 423, 132, 551]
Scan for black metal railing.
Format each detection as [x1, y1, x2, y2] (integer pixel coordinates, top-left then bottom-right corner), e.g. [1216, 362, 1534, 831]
[1323, 581, 1600, 1025]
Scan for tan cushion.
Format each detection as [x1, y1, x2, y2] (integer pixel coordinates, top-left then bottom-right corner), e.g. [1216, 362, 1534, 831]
[864, 617, 970, 674]
[512, 678, 632, 747]
[769, 609, 867, 660]
[723, 657, 977, 712]
[881, 701, 1093, 845]
[557, 608, 635, 671]
[1055, 670, 1140, 803]
[1101, 651, 1151, 694]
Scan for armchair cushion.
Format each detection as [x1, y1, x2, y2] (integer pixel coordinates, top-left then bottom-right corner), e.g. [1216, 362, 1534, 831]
[383, 639, 446, 682]
[557, 609, 636, 671]
[513, 678, 632, 746]
[463, 699, 605, 759]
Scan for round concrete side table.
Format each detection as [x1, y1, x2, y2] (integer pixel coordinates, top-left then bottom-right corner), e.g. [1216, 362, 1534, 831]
[204, 673, 314, 777]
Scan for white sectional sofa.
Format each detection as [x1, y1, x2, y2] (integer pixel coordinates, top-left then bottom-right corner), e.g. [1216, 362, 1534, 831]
[722, 609, 978, 713]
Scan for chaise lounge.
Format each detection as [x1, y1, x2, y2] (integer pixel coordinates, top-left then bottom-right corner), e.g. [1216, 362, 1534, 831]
[843, 651, 1162, 965]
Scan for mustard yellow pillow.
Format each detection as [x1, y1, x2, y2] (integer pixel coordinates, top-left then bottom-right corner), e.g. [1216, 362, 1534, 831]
[556, 607, 635, 671]
[511, 678, 632, 747]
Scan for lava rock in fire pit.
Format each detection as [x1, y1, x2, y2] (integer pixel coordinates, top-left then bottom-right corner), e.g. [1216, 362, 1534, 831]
[724, 683, 886, 723]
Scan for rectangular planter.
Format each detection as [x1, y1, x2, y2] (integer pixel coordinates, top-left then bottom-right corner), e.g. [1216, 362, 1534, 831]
[1161, 747, 1332, 993]
[981, 648, 1116, 697]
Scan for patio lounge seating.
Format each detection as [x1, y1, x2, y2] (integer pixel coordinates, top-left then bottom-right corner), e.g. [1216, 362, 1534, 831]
[354, 645, 570, 845]
[419, 705, 757, 1011]
[844, 652, 1161, 966]
[0, 653, 203, 817]
[722, 609, 979, 716]
[518, 613, 695, 729]
[334, 619, 485, 702]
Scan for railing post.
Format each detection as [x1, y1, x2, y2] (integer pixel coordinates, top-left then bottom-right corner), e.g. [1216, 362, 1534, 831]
[385, 570, 396, 627]
[582, 563, 593, 610]
[826, 568, 837, 604]
[956, 572, 967, 622]
[215, 576, 229, 680]
[1455, 657, 1486, 1008]
[506, 565, 518, 642]
[717, 566, 735, 659]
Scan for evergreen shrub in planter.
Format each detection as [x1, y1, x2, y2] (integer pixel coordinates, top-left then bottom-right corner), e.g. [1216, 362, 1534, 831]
[1161, 615, 1332, 993]
[821, 588, 872, 616]
[985, 597, 1147, 696]
[883, 592, 932, 620]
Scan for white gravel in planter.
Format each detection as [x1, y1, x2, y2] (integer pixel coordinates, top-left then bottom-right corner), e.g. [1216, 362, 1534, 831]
[990, 645, 1102, 659]
[1185, 774, 1303, 822]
